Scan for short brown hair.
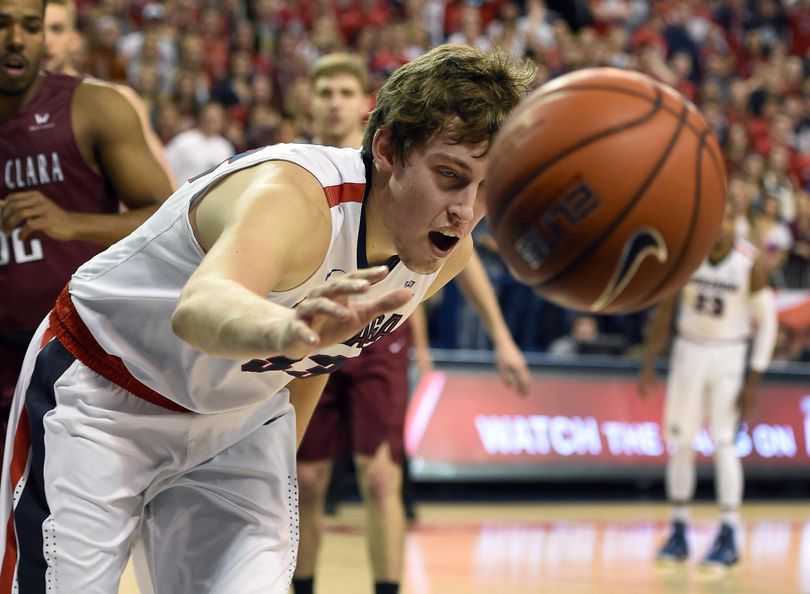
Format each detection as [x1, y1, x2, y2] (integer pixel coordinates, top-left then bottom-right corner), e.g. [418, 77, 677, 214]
[362, 44, 537, 162]
[46, 0, 76, 25]
[310, 53, 369, 93]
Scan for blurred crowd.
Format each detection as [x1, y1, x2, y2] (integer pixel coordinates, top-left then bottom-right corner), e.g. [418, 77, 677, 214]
[63, 0, 810, 361]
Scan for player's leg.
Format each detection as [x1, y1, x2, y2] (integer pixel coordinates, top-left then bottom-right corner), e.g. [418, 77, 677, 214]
[348, 330, 411, 593]
[354, 442, 405, 589]
[658, 338, 708, 561]
[0, 333, 32, 461]
[139, 408, 299, 594]
[294, 459, 334, 587]
[0, 326, 172, 593]
[702, 344, 746, 567]
[293, 375, 346, 594]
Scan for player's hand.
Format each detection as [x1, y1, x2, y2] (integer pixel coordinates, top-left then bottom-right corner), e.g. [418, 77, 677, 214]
[637, 365, 657, 400]
[277, 266, 413, 360]
[736, 373, 760, 420]
[495, 336, 531, 397]
[413, 346, 433, 377]
[0, 191, 77, 241]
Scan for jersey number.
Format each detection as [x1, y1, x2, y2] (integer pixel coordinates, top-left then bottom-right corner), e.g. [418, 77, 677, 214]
[0, 229, 43, 266]
[695, 293, 724, 317]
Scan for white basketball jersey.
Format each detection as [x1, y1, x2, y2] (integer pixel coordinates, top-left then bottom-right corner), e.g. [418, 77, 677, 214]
[676, 239, 758, 343]
[68, 144, 439, 414]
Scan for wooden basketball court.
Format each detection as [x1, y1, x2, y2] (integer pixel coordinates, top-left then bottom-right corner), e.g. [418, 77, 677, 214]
[118, 500, 810, 594]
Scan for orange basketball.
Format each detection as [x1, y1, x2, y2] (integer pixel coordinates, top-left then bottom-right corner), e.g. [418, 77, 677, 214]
[486, 68, 727, 313]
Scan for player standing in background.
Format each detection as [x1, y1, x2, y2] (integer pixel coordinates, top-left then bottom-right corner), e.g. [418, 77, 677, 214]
[293, 52, 531, 594]
[638, 205, 778, 567]
[42, 0, 176, 186]
[0, 0, 174, 458]
[0, 42, 536, 592]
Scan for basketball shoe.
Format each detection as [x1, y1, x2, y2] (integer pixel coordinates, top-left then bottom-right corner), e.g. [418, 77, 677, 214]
[701, 524, 739, 567]
[656, 520, 688, 562]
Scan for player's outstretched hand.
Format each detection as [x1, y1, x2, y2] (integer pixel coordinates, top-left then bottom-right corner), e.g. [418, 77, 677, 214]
[495, 338, 531, 397]
[278, 266, 413, 360]
[636, 365, 657, 400]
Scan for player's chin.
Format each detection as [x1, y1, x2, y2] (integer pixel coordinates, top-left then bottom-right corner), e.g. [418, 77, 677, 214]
[401, 251, 442, 275]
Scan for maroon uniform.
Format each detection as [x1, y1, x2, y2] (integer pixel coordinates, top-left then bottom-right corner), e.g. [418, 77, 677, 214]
[0, 73, 117, 450]
[298, 322, 413, 463]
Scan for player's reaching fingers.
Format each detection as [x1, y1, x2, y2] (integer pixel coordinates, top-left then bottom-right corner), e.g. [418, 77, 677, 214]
[295, 297, 351, 321]
[346, 265, 390, 284]
[513, 367, 531, 397]
[308, 277, 371, 299]
[354, 288, 413, 322]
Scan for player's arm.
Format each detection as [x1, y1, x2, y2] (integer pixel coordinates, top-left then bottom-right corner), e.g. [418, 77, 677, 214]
[114, 83, 178, 191]
[0, 82, 176, 243]
[738, 259, 778, 418]
[171, 161, 412, 360]
[408, 305, 433, 376]
[456, 250, 530, 396]
[637, 294, 678, 399]
[288, 375, 330, 447]
[70, 81, 174, 243]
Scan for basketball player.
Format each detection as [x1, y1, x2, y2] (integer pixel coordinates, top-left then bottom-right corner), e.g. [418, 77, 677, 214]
[42, 0, 176, 186]
[0, 0, 174, 460]
[294, 53, 531, 594]
[638, 205, 778, 567]
[0, 43, 536, 593]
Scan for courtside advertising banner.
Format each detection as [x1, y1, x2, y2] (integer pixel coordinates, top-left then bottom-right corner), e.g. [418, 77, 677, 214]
[404, 370, 810, 480]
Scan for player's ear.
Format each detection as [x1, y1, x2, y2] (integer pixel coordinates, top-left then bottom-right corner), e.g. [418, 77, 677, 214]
[372, 128, 395, 173]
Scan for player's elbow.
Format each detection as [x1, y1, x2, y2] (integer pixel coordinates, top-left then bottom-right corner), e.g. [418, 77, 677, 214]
[171, 300, 194, 345]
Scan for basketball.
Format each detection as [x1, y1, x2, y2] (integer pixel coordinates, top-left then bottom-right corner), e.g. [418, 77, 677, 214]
[486, 68, 727, 313]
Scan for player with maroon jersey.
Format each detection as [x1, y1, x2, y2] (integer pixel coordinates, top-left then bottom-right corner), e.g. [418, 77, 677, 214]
[0, 0, 174, 457]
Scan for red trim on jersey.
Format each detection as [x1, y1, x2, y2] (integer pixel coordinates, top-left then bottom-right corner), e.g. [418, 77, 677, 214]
[0, 407, 31, 592]
[734, 243, 757, 261]
[39, 327, 54, 349]
[324, 182, 365, 208]
[50, 287, 191, 413]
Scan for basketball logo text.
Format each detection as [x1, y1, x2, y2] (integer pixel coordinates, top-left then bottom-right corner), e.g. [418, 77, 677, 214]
[515, 181, 602, 270]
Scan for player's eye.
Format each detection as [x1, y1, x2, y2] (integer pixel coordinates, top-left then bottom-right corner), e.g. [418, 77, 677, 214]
[437, 169, 456, 178]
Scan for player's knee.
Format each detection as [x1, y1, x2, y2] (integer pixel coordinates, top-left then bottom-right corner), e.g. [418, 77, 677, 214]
[359, 460, 400, 504]
[665, 423, 696, 453]
[297, 462, 329, 505]
[362, 470, 398, 504]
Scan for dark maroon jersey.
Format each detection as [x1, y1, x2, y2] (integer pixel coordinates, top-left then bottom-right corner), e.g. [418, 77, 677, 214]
[0, 73, 117, 332]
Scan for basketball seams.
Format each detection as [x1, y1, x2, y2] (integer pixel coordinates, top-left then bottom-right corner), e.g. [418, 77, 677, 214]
[491, 84, 718, 227]
[533, 100, 691, 293]
[489, 87, 664, 225]
[631, 128, 710, 309]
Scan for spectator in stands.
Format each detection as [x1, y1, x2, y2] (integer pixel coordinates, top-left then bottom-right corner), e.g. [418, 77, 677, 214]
[165, 102, 234, 183]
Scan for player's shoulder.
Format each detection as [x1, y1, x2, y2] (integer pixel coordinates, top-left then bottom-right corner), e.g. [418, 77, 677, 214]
[262, 143, 367, 189]
[73, 76, 136, 111]
[732, 237, 759, 262]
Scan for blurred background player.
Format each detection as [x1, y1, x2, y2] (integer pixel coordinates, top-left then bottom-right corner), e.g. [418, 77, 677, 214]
[638, 205, 778, 567]
[0, 0, 174, 458]
[293, 52, 531, 594]
[42, 0, 175, 186]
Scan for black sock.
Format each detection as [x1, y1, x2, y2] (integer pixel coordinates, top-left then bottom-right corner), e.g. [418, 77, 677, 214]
[292, 577, 314, 594]
[375, 582, 399, 594]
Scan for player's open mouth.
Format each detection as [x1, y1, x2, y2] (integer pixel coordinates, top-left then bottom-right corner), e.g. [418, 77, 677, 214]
[428, 231, 460, 254]
[1, 55, 26, 78]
